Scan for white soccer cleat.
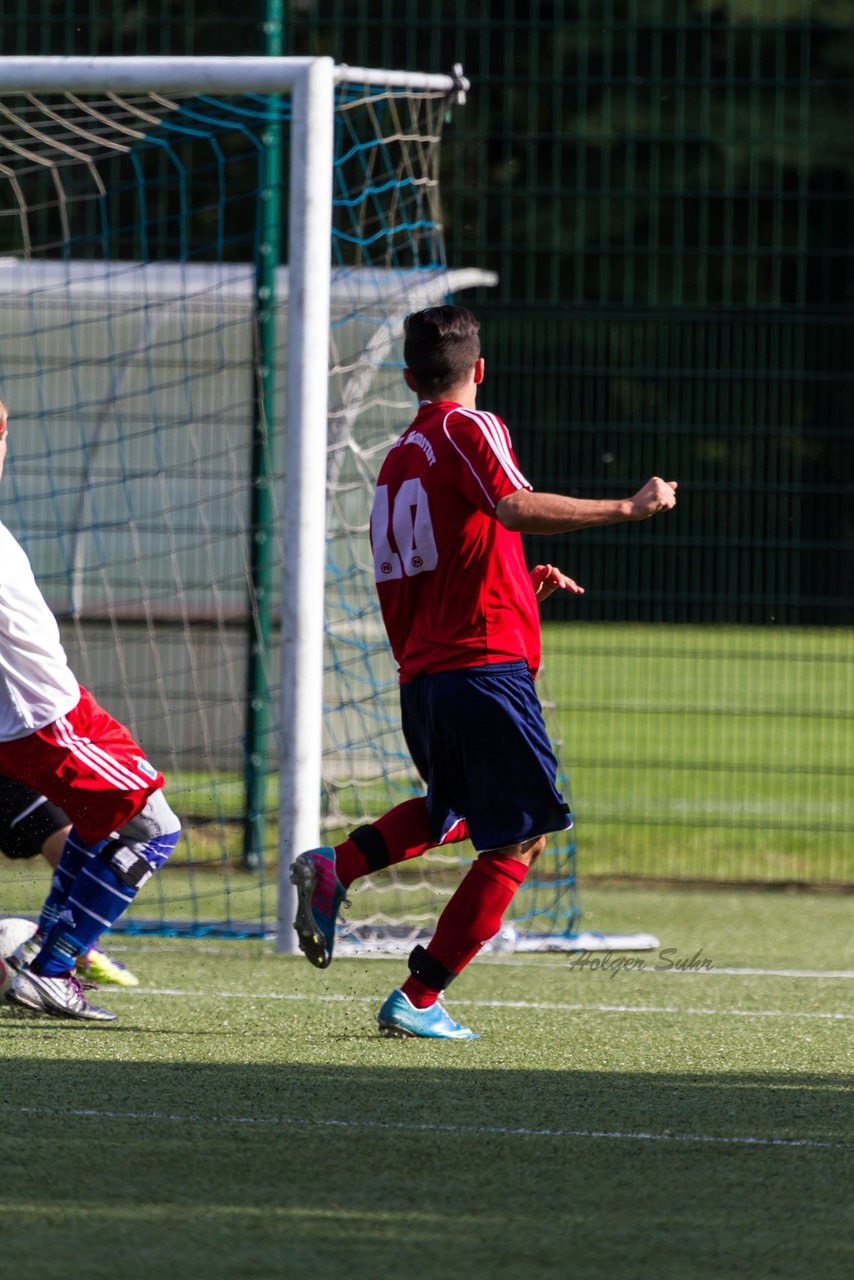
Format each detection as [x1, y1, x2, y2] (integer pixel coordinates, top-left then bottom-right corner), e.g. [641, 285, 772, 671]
[7, 968, 117, 1022]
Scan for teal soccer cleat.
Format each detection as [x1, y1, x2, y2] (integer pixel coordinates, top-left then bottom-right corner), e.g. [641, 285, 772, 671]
[289, 847, 348, 969]
[377, 988, 479, 1040]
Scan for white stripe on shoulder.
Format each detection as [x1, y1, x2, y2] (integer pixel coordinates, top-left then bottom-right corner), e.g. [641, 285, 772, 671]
[476, 410, 529, 487]
[442, 411, 496, 505]
[449, 407, 530, 490]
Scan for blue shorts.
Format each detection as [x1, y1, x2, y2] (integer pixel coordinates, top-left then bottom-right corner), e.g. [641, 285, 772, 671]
[400, 661, 572, 853]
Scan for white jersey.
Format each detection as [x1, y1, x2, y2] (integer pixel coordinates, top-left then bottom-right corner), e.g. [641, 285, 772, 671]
[0, 520, 80, 741]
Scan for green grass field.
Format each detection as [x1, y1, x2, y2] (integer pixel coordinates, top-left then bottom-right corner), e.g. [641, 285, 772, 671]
[541, 623, 854, 885]
[2, 884, 852, 1280]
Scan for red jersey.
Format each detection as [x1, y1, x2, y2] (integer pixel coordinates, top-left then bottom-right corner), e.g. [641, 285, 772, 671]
[371, 400, 541, 681]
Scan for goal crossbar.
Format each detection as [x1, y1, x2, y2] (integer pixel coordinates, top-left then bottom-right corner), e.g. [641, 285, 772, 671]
[0, 56, 467, 97]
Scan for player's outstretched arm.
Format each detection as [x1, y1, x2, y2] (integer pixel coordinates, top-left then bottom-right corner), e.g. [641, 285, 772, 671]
[497, 477, 677, 534]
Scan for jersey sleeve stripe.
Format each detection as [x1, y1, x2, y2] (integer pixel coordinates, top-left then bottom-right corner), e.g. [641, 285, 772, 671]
[443, 415, 498, 507]
[478, 410, 532, 488]
[452, 408, 531, 490]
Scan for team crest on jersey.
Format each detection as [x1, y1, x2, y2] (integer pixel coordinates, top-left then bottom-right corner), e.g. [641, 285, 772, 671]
[135, 757, 159, 781]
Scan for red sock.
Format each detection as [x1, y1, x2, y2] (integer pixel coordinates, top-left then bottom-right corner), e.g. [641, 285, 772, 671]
[401, 853, 528, 1008]
[334, 798, 469, 888]
[331, 836, 370, 890]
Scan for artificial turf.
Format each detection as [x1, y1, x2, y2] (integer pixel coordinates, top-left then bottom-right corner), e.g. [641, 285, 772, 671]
[1, 885, 852, 1280]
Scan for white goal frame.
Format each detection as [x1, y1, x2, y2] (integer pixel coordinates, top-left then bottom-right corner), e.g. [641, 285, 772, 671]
[0, 56, 477, 953]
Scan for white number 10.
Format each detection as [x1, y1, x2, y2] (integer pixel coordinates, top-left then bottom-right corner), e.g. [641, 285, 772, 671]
[371, 479, 439, 582]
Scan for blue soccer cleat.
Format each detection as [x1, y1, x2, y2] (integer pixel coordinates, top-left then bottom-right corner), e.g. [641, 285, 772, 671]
[289, 846, 348, 969]
[377, 988, 479, 1040]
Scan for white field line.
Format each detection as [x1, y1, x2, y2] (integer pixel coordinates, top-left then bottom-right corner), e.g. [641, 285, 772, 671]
[112, 944, 854, 981]
[478, 961, 854, 979]
[665, 967, 854, 979]
[0, 1104, 847, 1151]
[121, 986, 853, 1020]
[480, 961, 854, 979]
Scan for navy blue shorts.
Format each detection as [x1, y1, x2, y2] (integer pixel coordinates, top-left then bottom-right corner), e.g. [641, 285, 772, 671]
[400, 661, 572, 853]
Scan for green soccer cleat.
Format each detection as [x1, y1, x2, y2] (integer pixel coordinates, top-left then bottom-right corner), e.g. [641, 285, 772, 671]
[377, 988, 479, 1040]
[76, 945, 140, 988]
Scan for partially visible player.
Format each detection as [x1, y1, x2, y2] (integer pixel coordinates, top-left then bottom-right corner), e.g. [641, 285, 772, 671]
[0, 774, 140, 986]
[0, 400, 181, 1020]
[290, 304, 677, 1038]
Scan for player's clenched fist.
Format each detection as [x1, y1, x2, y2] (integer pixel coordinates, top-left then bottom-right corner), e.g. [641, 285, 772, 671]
[629, 477, 678, 520]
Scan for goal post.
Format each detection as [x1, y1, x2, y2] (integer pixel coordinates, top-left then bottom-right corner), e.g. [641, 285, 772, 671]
[0, 57, 596, 954]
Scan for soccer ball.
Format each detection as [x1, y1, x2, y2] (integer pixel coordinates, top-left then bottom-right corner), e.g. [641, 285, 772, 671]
[0, 916, 37, 961]
[0, 918, 37, 1006]
[483, 924, 517, 955]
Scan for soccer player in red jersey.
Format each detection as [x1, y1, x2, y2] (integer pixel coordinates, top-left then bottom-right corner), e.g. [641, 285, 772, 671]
[292, 305, 677, 1038]
[0, 402, 181, 1021]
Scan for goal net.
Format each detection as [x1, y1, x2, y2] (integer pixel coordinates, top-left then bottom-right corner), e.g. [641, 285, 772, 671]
[0, 59, 582, 952]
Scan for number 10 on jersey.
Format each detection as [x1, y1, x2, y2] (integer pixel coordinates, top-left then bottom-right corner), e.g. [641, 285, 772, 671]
[371, 479, 439, 582]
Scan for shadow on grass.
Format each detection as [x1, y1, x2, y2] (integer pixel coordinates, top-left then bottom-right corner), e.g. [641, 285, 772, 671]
[2, 1057, 850, 1142]
[1, 1059, 852, 1279]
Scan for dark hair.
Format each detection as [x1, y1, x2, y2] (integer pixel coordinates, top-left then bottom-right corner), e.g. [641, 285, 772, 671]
[403, 305, 481, 396]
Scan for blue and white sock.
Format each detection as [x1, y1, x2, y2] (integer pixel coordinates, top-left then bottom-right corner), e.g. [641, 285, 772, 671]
[33, 829, 180, 977]
[37, 828, 105, 937]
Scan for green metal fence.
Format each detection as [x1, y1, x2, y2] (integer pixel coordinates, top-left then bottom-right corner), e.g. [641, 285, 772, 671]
[3, 1, 852, 885]
[481, 304, 851, 626]
[9, 2, 851, 307]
